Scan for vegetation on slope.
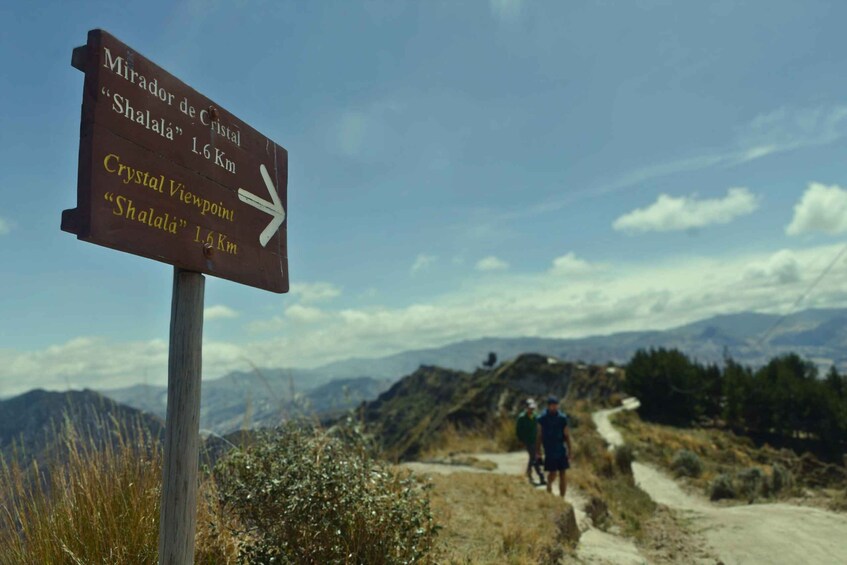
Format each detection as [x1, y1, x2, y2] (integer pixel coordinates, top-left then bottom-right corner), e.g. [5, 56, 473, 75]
[625, 348, 847, 460]
[613, 409, 847, 507]
[1, 416, 437, 564]
[0, 417, 236, 565]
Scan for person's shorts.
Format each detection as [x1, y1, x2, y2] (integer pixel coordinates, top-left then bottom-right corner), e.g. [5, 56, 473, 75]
[543, 455, 570, 472]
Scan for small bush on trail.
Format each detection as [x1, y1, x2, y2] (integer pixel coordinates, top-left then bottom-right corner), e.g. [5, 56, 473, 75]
[555, 509, 581, 546]
[737, 467, 765, 500]
[671, 449, 703, 478]
[614, 445, 635, 476]
[214, 424, 437, 564]
[709, 473, 737, 501]
[770, 463, 794, 495]
[585, 496, 611, 529]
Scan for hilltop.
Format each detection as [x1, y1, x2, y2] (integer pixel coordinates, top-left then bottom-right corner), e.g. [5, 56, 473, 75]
[0, 389, 165, 466]
[361, 353, 623, 460]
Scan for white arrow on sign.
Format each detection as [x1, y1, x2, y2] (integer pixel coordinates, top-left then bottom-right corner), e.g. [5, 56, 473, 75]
[238, 164, 286, 247]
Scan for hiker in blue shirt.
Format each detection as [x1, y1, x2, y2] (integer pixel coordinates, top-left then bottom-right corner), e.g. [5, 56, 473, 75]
[535, 395, 573, 498]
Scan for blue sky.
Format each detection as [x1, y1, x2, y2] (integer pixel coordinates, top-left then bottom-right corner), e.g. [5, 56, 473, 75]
[3, 0, 847, 394]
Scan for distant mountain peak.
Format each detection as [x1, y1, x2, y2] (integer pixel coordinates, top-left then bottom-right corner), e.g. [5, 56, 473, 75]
[0, 388, 164, 466]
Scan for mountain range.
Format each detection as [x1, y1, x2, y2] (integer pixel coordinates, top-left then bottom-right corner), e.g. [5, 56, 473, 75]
[99, 308, 847, 434]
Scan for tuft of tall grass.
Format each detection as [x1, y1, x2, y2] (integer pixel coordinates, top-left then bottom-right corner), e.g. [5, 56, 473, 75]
[420, 415, 521, 460]
[0, 414, 236, 565]
[426, 471, 575, 564]
[567, 405, 656, 538]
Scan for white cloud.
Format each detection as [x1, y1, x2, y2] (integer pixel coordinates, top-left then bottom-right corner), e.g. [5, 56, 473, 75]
[786, 182, 847, 236]
[0, 217, 11, 235]
[740, 145, 777, 161]
[500, 105, 847, 222]
[247, 284, 340, 333]
[740, 106, 847, 158]
[613, 187, 759, 233]
[411, 254, 437, 274]
[246, 317, 285, 334]
[289, 282, 341, 303]
[490, 0, 523, 23]
[550, 252, 597, 275]
[743, 249, 802, 285]
[0, 337, 168, 394]
[0, 335, 251, 396]
[285, 304, 328, 324]
[204, 305, 238, 320]
[476, 256, 509, 271]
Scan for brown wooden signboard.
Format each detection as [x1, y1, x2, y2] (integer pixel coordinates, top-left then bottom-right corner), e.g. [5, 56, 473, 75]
[62, 29, 288, 293]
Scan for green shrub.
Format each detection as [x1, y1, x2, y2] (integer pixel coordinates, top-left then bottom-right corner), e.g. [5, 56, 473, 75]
[568, 412, 581, 429]
[585, 496, 611, 529]
[614, 445, 635, 476]
[671, 449, 703, 478]
[214, 424, 437, 564]
[737, 467, 765, 500]
[770, 463, 794, 495]
[709, 473, 737, 501]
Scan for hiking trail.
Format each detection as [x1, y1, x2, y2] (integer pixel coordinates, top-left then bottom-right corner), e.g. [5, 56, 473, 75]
[595, 399, 847, 565]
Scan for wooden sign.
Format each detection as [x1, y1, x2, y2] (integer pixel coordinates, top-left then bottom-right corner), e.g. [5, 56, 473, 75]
[62, 29, 288, 293]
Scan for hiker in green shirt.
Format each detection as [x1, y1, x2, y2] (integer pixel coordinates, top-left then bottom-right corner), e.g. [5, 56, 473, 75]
[516, 398, 546, 485]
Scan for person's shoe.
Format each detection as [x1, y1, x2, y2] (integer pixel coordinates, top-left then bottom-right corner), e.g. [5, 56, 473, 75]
[538, 477, 547, 485]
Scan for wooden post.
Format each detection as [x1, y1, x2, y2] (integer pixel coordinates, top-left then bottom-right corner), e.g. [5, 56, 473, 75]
[159, 268, 205, 565]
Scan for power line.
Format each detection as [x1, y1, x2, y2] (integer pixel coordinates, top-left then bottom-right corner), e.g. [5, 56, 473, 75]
[756, 242, 847, 346]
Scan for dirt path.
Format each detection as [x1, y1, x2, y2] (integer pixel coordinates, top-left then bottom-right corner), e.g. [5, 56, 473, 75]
[405, 453, 647, 564]
[595, 400, 847, 565]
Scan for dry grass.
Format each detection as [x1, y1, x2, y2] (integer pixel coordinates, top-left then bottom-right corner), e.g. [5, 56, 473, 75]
[610, 410, 847, 512]
[612, 410, 792, 495]
[425, 472, 577, 564]
[832, 490, 847, 512]
[567, 402, 657, 539]
[0, 417, 237, 565]
[420, 416, 522, 460]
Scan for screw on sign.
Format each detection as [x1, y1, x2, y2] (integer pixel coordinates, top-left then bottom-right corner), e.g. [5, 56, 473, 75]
[61, 29, 290, 565]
